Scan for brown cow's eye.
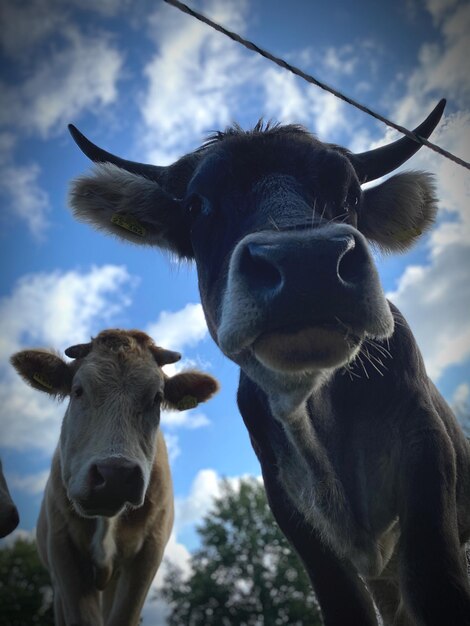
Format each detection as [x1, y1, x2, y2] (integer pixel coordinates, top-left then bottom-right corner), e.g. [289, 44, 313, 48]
[153, 391, 163, 407]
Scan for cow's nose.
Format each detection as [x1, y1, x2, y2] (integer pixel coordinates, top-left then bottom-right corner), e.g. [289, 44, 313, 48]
[238, 233, 366, 298]
[89, 458, 144, 508]
[239, 242, 284, 296]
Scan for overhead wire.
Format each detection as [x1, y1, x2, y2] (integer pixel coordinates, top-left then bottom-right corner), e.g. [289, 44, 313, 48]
[164, 0, 470, 172]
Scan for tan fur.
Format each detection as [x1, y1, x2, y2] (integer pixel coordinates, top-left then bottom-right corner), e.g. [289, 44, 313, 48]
[36, 433, 173, 626]
[360, 171, 438, 252]
[69, 163, 183, 251]
[12, 329, 219, 626]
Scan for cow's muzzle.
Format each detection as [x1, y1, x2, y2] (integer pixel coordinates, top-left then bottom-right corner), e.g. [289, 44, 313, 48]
[218, 225, 394, 371]
[76, 457, 145, 517]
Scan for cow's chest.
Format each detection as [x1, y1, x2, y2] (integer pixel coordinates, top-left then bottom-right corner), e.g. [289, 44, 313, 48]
[87, 517, 145, 590]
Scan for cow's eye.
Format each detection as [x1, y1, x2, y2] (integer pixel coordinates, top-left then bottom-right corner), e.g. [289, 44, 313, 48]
[73, 386, 83, 399]
[343, 190, 360, 212]
[186, 194, 205, 218]
[186, 193, 210, 219]
[153, 391, 163, 407]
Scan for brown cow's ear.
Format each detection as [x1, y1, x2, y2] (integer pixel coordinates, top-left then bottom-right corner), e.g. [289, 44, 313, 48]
[10, 350, 73, 398]
[164, 371, 219, 411]
[359, 171, 438, 253]
[69, 163, 193, 258]
[150, 346, 181, 367]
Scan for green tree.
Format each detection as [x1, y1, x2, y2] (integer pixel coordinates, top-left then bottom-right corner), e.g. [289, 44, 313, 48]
[159, 477, 321, 625]
[0, 537, 54, 625]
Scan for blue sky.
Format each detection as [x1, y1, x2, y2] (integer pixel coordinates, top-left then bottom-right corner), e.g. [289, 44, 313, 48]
[0, 0, 469, 622]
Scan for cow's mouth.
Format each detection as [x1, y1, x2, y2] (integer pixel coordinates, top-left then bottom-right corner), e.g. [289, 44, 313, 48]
[72, 498, 125, 518]
[252, 321, 362, 372]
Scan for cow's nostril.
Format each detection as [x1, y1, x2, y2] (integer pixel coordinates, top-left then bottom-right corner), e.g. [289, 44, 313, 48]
[336, 236, 366, 285]
[240, 242, 283, 294]
[90, 463, 106, 489]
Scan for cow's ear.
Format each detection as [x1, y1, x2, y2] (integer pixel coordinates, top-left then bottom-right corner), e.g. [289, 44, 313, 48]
[10, 350, 73, 398]
[359, 172, 437, 252]
[69, 163, 193, 258]
[164, 371, 219, 411]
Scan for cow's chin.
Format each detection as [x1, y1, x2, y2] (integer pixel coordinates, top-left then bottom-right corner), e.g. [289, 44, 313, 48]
[253, 325, 362, 373]
[72, 499, 127, 519]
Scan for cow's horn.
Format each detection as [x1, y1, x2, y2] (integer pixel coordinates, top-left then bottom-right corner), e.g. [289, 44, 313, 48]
[65, 342, 92, 359]
[351, 99, 446, 183]
[68, 124, 166, 182]
[150, 346, 182, 366]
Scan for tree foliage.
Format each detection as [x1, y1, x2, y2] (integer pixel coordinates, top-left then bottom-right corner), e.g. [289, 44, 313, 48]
[0, 537, 54, 625]
[159, 477, 321, 625]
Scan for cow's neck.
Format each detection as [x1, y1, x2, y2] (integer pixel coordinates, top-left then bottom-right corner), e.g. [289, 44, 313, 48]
[241, 361, 386, 576]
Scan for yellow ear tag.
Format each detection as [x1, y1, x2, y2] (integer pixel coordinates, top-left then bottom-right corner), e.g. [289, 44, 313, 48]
[33, 373, 53, 390]
[176, 395, 198, 411]
[111, 214, 146, 238]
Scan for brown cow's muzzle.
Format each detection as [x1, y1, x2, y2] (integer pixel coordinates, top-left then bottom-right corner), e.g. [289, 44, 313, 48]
[74, 458, 145, 517]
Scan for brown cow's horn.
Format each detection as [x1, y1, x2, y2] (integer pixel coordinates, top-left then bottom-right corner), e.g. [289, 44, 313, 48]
[68, 124, 166, 182]
[351, 99, 446, 183]
[150, 346, 182, 366]
[64, 342, 92, 359]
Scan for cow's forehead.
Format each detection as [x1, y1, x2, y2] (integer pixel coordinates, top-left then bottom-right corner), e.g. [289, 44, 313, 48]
[191, 130, 354, 197]
[75, 350, 162, 392]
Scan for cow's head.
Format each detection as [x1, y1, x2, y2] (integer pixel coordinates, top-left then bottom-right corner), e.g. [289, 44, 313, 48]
[68, 102, 444, 393]
[11, 330, 218, 518]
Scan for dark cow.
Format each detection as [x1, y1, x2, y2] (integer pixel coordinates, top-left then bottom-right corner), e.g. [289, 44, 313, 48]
[0, 459, 19, 538]
[68, 100, 470, 626]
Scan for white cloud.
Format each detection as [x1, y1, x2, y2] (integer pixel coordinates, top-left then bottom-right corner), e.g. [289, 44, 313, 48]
[162, 432, 181, 463]
[68, 0, 132, 17]
[0, 0, 65, 59]
[376, 1, 470, 384]
[146, 303, 208, 354]
[383, 114, 470, 383]
[424, 0, 459, 24]
[0, 265, 135, 361]
[386, 240, 470, 380]
[393, 3, 469, 122]
[174, 468, 262, 534]
[162, 409, 210, 430]
[0, 162, 50, 238]
[139, 0, 257, 163]
[0, 265, 136, 452]
[1, 26, 123, 138]
[174, 468, 221, 531]
[452, 382, 469, 409]
[323, 44, 360, 76]
[262, 66, 351, 140]
[8, 469, 49, 495]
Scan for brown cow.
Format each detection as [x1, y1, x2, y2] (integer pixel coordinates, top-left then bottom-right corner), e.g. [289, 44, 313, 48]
[11, 329, 219, 626]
